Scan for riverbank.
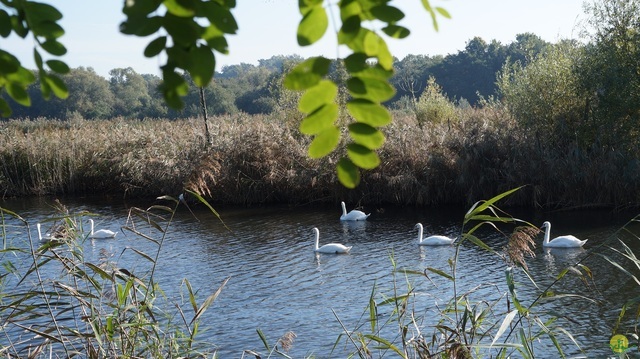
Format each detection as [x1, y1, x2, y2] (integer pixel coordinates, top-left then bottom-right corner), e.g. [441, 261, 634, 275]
[1, 109, 639, 209]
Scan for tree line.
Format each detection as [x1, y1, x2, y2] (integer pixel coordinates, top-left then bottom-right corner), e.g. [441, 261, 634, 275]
[3, 33, 550, 120]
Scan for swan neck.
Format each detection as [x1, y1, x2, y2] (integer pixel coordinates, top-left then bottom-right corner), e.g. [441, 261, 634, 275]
[90, 219, 94, 235]
[417, 224, 423, 243]
[37, 223, 42, 240]
[341, 202, 347, 216]
[543, 223, 550, 245]
[314, 229, 320, 250]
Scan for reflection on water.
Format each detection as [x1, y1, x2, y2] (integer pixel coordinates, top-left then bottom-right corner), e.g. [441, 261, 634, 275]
[1, 197, 639, 357]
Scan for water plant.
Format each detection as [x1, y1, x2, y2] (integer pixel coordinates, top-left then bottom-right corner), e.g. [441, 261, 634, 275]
[0, 195, 226, 358]
[334, 187, 599, 358]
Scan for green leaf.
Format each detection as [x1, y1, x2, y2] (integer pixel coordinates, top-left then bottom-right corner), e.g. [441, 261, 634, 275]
[40, 39, 66, 56]
[0, 98, 11, 117]
[347, 76, 395, 102]
[120, 15, 163, 36]
[203, 2, 238, 34]
[46, 59, 70, 74]
[0, 10, 11, 37]
[43, 74, 68, 99]
[164, 15, 202, 45]
[6, 82, 30, 106]
[337, 157, 360, 188]
[348, 122, 385, 149]
[188, 45, 215, 87]
[298, 0, 324, 15]
[297, 5, 328, 46]
[300, 103, 338, 135]
[123, 0, 162, 16]
[24, 2, 63, 22]
[347, 99, 392, 126]
[299, 79, 337, 113]
[34, 48, 44, 70]
[347, 144, 380, 169]
[382, 24, 410, 39]
[161, 67, 188, 108]
[144, 36, 167, 57]
[31, 21, 64, 38]
[308, 126, 340, 158]
[164, 0, 196, 17]
[344, 52, 369, 73]
[338, 15, 361, 45]
[436, 6, 452, 19]
[10, 15, 28, 38]
[421, 0, 440, 31]
[370, 5, 404, 23]
[284, 56, 331, 90]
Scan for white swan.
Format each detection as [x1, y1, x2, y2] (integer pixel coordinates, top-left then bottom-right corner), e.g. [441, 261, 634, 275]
[541, 221, 586, 248]
[415, 223, 455, 246]
[313, 227, 352, 254]
[36, 223, 54, 241]
[89, 219, 117, 239]
[340, 201, 370, 221]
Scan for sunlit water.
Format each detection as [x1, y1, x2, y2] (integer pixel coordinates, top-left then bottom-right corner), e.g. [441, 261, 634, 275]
[1, 197, 639, 358]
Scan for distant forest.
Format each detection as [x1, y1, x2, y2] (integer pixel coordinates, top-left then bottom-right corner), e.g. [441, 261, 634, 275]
[4, 33, 551, 120]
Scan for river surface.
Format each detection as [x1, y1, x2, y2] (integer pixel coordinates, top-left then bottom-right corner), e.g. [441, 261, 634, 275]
[1, 196, 640, 358]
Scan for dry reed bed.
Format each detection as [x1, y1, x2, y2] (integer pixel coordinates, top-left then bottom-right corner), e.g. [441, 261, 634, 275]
[1, 111, 639, 208]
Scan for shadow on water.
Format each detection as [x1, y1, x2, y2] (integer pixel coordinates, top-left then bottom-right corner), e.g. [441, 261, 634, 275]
[1, 197, 640, 357]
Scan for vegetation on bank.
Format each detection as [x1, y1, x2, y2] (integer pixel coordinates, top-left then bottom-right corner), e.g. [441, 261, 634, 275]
[1, 102, 639, 209]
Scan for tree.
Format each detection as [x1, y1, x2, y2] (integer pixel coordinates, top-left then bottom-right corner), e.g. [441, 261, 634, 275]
[109, 67, 151, 118]
[0, 0, 450, 188]
[577, 0, 640, 151]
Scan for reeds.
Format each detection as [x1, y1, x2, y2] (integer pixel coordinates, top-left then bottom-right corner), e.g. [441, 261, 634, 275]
[0, 196, 225, 358]
[1, 109, 639, 208]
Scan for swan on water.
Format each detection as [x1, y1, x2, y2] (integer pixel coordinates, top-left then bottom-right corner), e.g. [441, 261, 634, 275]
[89, 219, 117, 239]
[313, 227, 352, 254]
[340, 201, 370, 221]
[415, 223, 455, 246]
[541, 221, 587, 248]
[36, 223, 54, 241]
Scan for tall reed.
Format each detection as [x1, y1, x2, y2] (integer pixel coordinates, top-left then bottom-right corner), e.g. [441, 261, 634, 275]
[0, 196, 225, 358]
[1, 110, 639, 208]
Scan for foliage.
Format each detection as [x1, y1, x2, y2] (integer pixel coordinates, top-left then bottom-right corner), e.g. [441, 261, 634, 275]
[0, 0, 70, 117]
[283, 1, 450, 188]
[0, 197, 226, 358]
[413, 76, 457, 127]
[497, 41, 586, 148]
[577, 0, 640, 152]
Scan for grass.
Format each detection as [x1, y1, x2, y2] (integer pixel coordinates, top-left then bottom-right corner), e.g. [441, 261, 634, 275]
[1, 106, 639, 208]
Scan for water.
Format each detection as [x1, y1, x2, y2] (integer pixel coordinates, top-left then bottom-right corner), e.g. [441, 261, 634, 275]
[1, 196, 639, 358]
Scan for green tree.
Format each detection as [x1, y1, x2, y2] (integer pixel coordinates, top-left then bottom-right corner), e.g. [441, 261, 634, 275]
[578, 0, 640, 150]
[109, 67, 151, 118]
[497, 42, 585, 147]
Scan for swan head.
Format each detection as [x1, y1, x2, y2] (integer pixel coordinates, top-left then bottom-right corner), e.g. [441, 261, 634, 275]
[541, 221, 550, 229]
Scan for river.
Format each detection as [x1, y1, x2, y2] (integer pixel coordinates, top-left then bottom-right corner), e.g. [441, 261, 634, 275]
[1, 196, 639, 358]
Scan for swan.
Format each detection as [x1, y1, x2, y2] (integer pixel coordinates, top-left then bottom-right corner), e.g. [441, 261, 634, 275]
[313, 227, 352, 254]
[541, 221, 586, 248]
[36, 223, 54, 241]
[415, 223, 455, 246]
[89, 219, 117, 239]
[340, 201, 370, 221]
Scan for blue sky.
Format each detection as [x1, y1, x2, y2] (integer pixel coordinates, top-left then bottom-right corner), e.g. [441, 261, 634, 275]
[5, 0, 587, 78]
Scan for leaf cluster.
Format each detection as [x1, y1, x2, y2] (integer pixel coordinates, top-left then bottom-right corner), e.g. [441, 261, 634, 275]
[120, 0, 238, 108]
[0, 0, 69, 116]
[285, 0, 450, 188]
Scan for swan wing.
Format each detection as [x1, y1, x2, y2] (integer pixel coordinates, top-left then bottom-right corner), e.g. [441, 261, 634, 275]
[340, 210, 370, 221]
[545, 235, 586, 248]
[419, 235, 454, 246]
[317, 243, 352, 254]
[91, 229, 117, 239]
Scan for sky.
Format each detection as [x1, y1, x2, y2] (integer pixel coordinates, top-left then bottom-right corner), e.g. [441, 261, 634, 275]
[5, 0, 588, 78]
